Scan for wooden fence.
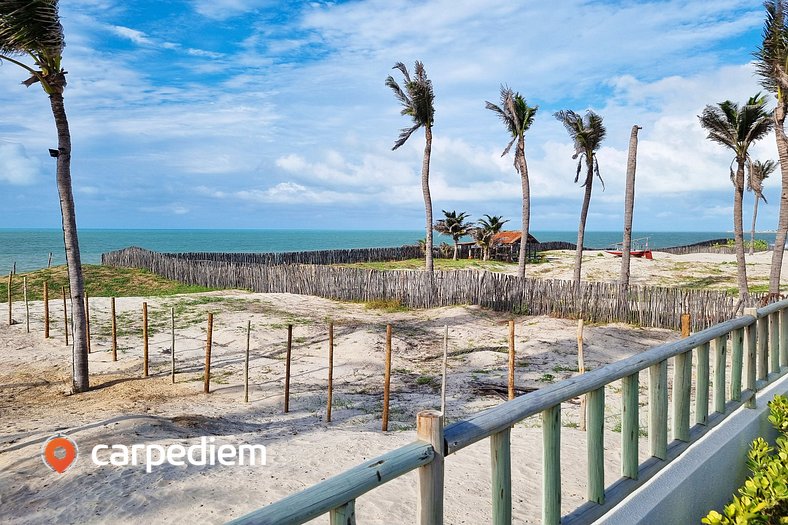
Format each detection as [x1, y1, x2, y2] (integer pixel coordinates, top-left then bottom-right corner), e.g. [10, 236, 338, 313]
[102, 247, 766, 331]
[228, 299, 788, 525]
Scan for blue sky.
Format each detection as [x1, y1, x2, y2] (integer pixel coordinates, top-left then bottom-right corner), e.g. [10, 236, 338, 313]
[0, 0, 776, 231]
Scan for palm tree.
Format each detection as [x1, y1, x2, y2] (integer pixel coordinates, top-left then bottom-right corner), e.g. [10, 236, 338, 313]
[698, 95, 773, 299]
[434, 210, 473, 260]
[0, 0, 89, 393]
[620, 125, 642, 287]
[472, 215, 509, 260]
[386, 61, 436, 272]
[554, 110, 607, 285]
[755, 0, 788, 296]
[486, 86, 538, 278]
[748, 159, 778, 254]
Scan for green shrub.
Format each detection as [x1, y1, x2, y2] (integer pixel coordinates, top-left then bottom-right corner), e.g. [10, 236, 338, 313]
[702, 394, 788, 524]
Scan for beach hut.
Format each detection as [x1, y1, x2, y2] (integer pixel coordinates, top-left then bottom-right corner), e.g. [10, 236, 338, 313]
[489, 231, 540, 262]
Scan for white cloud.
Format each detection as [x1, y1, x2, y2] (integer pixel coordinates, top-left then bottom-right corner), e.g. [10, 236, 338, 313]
[0, 142, 41, 185]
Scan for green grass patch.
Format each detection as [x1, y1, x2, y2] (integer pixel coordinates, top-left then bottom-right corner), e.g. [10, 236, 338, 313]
[363, 299, 408, 312]
[1, 265, 215, 302]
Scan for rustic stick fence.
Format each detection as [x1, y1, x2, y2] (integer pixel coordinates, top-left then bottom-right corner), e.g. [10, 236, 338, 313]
[228, 298, 788, 525]
[103, 247, 767, 331]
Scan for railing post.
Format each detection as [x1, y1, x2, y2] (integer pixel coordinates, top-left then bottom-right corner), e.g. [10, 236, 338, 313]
[757, 313, 768, 381]
[330, 500, 356, 525]
[490, 429, 512, 524]
[587, 388, 604, 503]
[770, 312, 780, 375]
[744, 309, 757, 408]
[780, 308, 788, 369]
[696, 341, 710, 424]
[649, 360, 668, 459]
[672, 351, 692, 442]
[543, 405, 561, 525]
[622, 373, 639, 479]
[713, 336, 727, 414]
[730, 329, 743, 402]
[417, 410, 444, 525]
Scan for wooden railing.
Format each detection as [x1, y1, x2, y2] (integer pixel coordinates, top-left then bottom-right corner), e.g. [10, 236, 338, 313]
[227, 299, 788, 525]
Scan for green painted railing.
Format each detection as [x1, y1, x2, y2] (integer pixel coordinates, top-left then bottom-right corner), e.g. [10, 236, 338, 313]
[228, 299, 788, 525]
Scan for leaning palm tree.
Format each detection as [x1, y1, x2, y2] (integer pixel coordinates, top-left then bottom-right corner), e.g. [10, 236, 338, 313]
[554, 109, 607, 285]
[486, 86, 538, 278]
[386, 61, 436, 272]
[756, 0, 788, 296]
[472, 215, 509, 260]
[748, 159, 778, 254]
[0, 0, 89, 392]
[434, 210, 473, 260]
[699, 95, 773, 300]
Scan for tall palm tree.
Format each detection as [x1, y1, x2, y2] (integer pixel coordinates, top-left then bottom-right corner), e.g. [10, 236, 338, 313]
[386, 61, 436, 272]
[756, 0, 788, 296]
[748, 159, 778, 254]
[698, 95, 773, 300]
[0, 0, 89, 392]
[434, 210, 473, 260]
[486, 86, 538, 278]
[472, 215, 509, 260]
[554, 110, 607, 286]
[620, 125, 642, 287]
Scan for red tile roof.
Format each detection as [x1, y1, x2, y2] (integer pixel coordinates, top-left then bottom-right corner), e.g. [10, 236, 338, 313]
[492, 231, 539, 245]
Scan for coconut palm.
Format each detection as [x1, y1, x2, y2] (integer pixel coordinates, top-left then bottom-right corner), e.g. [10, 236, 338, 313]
[748, 159, 778, 254]
[434, 210, 473, 260]
[620, 125, 642, 287]
[485, 86, 538, 278]
[554, 109, 607, 286]
[698, 94, 773, 299]
[0, 0, 89, 392]
[386, 61, 436, 272]
[756, 0, 788, 296]
[472, 215, 509, 260]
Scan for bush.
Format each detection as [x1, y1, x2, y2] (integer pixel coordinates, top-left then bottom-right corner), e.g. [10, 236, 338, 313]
[702, 394, 788, 524]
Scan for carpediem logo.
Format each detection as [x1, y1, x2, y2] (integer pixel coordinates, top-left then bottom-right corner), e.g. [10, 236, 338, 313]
[42, 435, 266, 474]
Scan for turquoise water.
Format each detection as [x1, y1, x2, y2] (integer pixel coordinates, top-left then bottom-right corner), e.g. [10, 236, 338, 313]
[0, 229, 778, 273]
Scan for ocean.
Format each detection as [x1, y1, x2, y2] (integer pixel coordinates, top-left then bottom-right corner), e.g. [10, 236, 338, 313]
[0, 229, 778, 273]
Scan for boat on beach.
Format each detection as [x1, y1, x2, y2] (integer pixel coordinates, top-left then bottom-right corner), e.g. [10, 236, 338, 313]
[605, 236, 653, 259]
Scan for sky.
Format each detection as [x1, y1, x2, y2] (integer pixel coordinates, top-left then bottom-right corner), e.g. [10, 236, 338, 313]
[0, 0, 778, 232]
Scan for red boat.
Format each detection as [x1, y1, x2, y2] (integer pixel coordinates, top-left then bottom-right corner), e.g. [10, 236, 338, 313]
[605, 237, 653, 260]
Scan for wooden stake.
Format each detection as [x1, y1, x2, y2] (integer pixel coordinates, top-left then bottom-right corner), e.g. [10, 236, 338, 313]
[681, 313, 691, 338]
[43, 282, 49, 339]
[578, 319, 586, 431]
[170, 307, 175, 382]
[508, 320, 515, 400]
[111, 297, 117, 361]
[62, 286, 68, 346]
[204, 312, 213, 394]
[327, 321, 334, 422]
[142, 302, 149, 377]
[417, 410, 444, 523]
[47, 252, 52, 268]
[7, 271, 12, 326]
[23, 276, 29, 333]
[84, 293, 91, 353]
[284, 324, 292, 413]
[441, 325, 448, 415]
[244, 320, 251, 403]
[382, 324, 393, 431]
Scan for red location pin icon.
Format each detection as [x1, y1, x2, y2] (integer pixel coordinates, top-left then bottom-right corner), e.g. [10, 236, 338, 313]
[42, 435, 78, 473]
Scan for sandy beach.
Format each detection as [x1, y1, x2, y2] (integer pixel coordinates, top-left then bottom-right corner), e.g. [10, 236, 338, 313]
[0, 250, 779, 523]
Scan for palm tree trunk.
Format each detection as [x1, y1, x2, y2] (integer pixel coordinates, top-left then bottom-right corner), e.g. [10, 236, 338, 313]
[50, 92, 89, 393]
[516, 137, 530, 279]
[574, 165, 594, 285]
[734, 159, 749, 300]
[620, 126, 640, 286]
[769, 102, 788, 296]
[423, 126, 434, 273]
[751, 195, 760, 256]
[452, 239, 458, 260]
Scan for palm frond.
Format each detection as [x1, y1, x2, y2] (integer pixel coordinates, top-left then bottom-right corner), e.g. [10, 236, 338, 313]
[387, 60, 434, 149]
[392, 123, 420, 150]
[755, 0, 788, 95]
[0, 0, 63, 57]
[501, 136, 516, 158]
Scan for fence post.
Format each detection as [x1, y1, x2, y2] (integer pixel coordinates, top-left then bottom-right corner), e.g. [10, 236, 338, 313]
[543, 404, 561, 525]
[714, 335, 727, 414]
[7, 271, 12, 325]
[142, 302, 149, 377]
[730, 328, 744, 402]
[649, 360, 668, 459]
[490, 428, 512, 524]
[329, 501, 356, 525]
[244, 320, 251, 403]
[770, 312, 780, 375]
[62, 285, 68, 346]
[673, 314, 691, 442]
[285, 324, 292, 413]
[780, 308, 788, 369]
[578, 319, 586, 431]
[204, 312, 213, 393]
[382, 324, 392, 431]
[696, 341, 710, 424]
[111, 297, 117, 361]
[23, 276, 29, 333]
[84, 293, 91, 353]
[757, 313, 768, 381]
[43, 281, 49, 339]
[587, 387, 605, 503]
[622, 373, 639, 479]
[327, 321, 334, 422]
[417, 410, 444, 525]
[744, 308, 757, 408]
[508, 320, 515, 400]
[441, 325, 448, 415]
[170, 307, 175, 381]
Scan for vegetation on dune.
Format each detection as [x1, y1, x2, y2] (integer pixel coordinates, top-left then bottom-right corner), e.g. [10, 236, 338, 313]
[433, 210, 473, 261]
[335, 258, 520, 271]
[1, 265, 215, 303]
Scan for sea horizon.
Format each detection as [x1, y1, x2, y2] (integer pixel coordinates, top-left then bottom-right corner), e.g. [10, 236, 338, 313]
[0, 228, 778, 274]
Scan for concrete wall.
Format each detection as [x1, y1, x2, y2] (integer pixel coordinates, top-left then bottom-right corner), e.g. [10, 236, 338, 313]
[597, 375, 788, 525]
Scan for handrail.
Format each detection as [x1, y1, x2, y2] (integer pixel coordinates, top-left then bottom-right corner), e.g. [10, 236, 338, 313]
[227, 441, 434, 525]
